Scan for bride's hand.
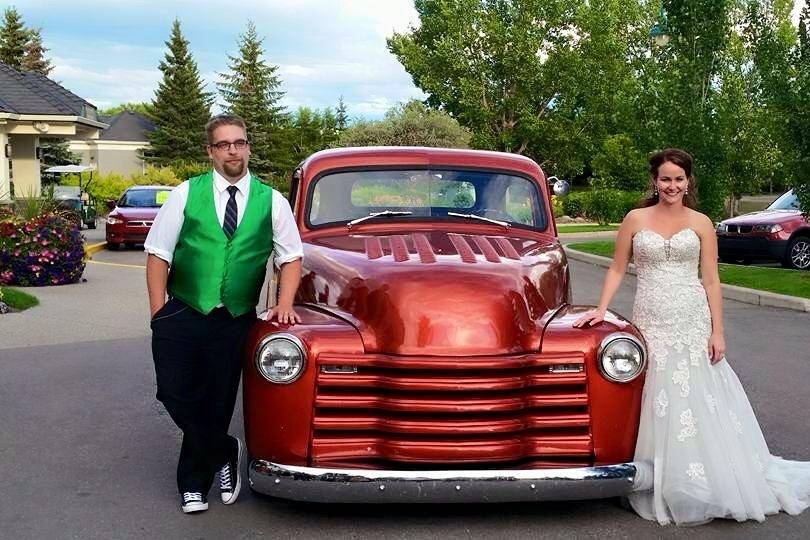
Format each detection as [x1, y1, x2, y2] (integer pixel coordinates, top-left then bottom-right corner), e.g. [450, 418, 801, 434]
[708, 333, 726, 364]
[573, 309, 606, 328]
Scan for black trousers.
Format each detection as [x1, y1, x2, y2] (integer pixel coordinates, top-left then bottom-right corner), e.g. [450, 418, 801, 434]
[151, 298, 255, 494]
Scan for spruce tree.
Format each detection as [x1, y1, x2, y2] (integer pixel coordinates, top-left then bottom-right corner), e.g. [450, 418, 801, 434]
[0, 7, 28, 69]
[147, 19, 212, 164]
[21, 28, 52, 75]
[336, 96, 349, 131]
[218, 20, 287, 181]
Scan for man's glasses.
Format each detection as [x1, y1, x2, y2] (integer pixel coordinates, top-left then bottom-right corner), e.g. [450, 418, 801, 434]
[210, 139, 249, 152]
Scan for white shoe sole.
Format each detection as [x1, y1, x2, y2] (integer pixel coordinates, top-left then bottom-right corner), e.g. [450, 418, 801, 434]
[221, 438, 243, 505]
[182, 501, 208, 514]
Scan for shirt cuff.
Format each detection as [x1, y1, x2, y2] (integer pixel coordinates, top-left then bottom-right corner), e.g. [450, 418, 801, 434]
[144, 245, 173, 265]
[274, 254, 302, 268]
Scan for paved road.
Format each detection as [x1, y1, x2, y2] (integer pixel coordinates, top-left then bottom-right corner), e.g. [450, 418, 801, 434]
[1, 246, 809, 539]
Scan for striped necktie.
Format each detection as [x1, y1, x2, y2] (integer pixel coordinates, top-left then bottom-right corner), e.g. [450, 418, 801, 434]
[222, 185, 238, 239]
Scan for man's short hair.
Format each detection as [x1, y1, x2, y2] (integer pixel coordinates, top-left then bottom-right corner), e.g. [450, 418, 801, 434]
[205, 115, 248, 144]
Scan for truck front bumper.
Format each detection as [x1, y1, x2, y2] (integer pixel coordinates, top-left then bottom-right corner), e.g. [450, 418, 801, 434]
[249, 460, 643, 503]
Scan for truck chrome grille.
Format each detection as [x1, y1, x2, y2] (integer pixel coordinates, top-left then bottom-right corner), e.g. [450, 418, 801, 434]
[311, 352, 593, 469]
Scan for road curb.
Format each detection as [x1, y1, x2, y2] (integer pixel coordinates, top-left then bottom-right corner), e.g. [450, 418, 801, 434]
[563, 246, 810, 313]
[84, 242, 107, 258]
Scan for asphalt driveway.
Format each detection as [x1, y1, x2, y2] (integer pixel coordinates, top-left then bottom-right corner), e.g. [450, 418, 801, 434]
[0, 243, 808, 539]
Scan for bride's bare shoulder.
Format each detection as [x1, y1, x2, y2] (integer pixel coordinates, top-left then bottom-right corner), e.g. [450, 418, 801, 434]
[621, 208, 647, 232]
[688, 209, 715, 236]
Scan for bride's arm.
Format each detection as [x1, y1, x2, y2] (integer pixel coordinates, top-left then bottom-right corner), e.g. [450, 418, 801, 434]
[573, 212, 637, 327]
[697, 216, 726, 363]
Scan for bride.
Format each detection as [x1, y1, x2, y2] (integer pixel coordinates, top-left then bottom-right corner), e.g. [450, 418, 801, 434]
[573, 148, 810, 526]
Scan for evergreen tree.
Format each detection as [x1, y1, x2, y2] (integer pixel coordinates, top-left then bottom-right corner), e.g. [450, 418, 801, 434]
[218, 20, 287, 181]
[335, 96, 349, 131]
[21, 28, 52, 76]
[147, 19, 212, 164]
[0, 7, 28, 69]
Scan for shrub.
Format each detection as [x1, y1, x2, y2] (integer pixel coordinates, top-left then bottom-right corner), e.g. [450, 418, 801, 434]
[550, 195, 564, 218]
[0, 212, 85, 286]
[167, 160, 209, 182]
[580, 189, 643, 225]
[562, 192, 585, 218]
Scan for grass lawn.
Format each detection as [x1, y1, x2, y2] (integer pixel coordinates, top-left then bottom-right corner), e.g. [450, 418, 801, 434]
[557, 224, 620, 234]
[0, 286, 39, 310]
[567, 241, 810, 299]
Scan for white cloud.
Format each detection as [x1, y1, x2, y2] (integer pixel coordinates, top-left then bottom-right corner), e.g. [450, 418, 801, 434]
[50, 56, 161, 109]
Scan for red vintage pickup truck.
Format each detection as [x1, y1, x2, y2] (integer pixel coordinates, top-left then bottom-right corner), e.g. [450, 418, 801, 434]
[243, 147, 647, 503]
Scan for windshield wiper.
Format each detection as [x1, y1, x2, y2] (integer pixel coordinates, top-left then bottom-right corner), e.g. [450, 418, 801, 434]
[447, 212, 510, 229]
[347, 210, 413, 229]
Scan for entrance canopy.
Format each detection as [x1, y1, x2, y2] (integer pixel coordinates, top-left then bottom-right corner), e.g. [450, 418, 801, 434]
[44, 165, 97, 174]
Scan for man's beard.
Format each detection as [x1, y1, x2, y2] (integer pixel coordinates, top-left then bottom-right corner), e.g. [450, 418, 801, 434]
[223, 159, 245, 178]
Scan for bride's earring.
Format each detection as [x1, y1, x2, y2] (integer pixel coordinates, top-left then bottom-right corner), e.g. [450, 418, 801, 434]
[685, 187, 689, 195]
[654, 186, 658, 196]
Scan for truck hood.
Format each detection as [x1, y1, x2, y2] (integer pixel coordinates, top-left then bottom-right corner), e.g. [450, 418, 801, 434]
[297, 229, 568, 356]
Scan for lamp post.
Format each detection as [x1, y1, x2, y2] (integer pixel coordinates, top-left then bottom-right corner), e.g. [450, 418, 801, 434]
[649, 6, 670, 47]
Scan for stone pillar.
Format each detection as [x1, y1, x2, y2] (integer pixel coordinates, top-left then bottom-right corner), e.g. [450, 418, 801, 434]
[0, 130, 11, 202]
[9, 135, 41, 197]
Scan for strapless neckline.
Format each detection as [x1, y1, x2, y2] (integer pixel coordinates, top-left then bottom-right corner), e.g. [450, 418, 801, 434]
[633, 227, 697, 242]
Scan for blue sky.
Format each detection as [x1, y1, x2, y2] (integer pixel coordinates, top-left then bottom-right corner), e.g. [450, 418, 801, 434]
[9, 1, 809, 120]
[13, 0, 425, 119]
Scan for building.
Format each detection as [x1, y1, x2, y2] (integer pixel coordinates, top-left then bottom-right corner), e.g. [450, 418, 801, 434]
[0, 61, 107, 201]
[70, 110, 155, 177]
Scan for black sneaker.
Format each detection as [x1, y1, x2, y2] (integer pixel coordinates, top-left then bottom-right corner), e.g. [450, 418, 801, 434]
[180, 492, 208, 513]
[220, 437, 243, 504]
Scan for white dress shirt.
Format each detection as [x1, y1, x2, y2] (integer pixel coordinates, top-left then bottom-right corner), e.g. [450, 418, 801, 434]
[144, 169, 303, 268]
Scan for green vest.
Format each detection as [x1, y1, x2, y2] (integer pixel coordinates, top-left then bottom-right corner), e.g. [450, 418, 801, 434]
[168, 172, 273, 316]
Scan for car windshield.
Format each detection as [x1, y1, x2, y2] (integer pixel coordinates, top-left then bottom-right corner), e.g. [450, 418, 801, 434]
[308, 169, 546, 230]
[118, 188, 171, 208]
[767, 190, 801, 211]
[55, 199, 82, 211]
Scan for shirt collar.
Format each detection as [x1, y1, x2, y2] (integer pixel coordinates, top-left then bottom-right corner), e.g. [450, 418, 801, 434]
[213, 169, 251, 195]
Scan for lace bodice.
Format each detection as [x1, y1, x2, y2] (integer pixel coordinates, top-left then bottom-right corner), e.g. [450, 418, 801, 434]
[631, 228, 711, 361]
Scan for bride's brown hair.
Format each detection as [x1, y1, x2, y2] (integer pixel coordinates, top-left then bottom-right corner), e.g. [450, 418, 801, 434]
[638, 148, 698, 209]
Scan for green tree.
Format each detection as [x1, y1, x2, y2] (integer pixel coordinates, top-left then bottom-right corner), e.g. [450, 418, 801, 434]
[147, 19, 212, 164]
[338, 100, 470, 148]
[218, 20, 287, 181]
[0, 7, 27, 69]
[791, 5, 810, 213]
[335, 96, 349, 131]
[99, 102, 152, 117]
[20, 28, 51, 75]
[646, 0, 734, 219]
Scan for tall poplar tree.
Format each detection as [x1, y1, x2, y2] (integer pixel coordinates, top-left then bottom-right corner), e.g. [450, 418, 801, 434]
[0, 7, 27, 69]
[218, 21, 287, 181]
[21, 28, 52, 75]
[148, 19, 212, 164]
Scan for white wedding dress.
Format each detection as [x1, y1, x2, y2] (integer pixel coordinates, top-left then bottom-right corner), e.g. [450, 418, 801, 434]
[627, 228, 810, 526]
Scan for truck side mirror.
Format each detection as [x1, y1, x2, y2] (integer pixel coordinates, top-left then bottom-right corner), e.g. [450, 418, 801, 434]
[548, 176, 570, 197]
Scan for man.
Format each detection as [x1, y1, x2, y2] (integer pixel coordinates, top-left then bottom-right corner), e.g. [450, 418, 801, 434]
[144, 114, 303, 514]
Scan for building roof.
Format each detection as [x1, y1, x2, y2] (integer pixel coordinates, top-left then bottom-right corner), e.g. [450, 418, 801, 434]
[0, 61, 98, 120]
[98, 110, 154, 142]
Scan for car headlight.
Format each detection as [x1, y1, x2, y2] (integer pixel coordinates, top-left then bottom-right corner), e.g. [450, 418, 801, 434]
[598, 333, 646, 383]
[716, 223, 728, 233]
[106, 216, 124, 225]
[255, 334, 306, 384]
[752, 224, 782, 233]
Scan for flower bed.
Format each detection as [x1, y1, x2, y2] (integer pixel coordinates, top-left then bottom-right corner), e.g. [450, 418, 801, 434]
[0, 210, 85, 286]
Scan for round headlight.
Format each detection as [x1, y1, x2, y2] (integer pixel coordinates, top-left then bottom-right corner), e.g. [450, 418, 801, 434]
[598, 334, 646, 383]
[255, 334, 306, 384]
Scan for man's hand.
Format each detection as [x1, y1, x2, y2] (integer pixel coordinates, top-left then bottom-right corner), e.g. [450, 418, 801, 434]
[260, 303, 302, 325]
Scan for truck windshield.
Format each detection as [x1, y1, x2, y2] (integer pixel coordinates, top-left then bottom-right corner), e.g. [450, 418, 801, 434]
[308, 169, 546, 230]
[118, 189, 172, 208]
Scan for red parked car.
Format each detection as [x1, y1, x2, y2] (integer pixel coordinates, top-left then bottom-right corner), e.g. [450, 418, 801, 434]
[716, 190, 809, 270]
[105, 185, 173, 250]
[244, 147, 648, 503]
